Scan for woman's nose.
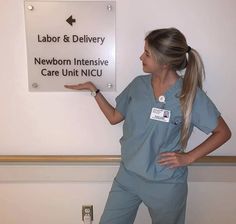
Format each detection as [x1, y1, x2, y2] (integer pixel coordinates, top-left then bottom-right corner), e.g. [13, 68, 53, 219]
[140, 54, 143, 61]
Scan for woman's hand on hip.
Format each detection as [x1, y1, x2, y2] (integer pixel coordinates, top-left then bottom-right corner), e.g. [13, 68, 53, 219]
[158, 151, 193, 168]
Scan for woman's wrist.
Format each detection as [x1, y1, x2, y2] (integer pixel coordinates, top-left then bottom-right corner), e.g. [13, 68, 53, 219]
[185, 150, 200, 164]
[87, 82, 97, 92]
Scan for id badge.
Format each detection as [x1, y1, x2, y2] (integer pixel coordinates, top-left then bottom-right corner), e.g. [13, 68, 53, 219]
[150, 107, 171, 122]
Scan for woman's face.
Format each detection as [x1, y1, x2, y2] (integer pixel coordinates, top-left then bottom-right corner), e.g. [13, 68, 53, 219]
[140, 41, 163, 74]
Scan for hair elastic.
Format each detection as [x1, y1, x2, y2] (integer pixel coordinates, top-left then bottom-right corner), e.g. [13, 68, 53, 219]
[187, 46, 192, 53]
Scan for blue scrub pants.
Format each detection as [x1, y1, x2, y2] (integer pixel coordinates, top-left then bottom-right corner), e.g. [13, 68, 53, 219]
[100, 164, 187, 224]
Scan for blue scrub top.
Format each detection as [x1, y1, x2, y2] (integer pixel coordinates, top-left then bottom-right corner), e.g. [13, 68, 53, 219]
[116, 75, 220, 183]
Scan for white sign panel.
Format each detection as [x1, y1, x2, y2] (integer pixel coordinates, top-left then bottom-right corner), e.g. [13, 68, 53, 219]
[24, 1, 116, 91]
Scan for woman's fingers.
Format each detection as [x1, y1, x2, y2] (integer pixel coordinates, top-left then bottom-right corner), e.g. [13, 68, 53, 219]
[158, 152, 191, 168]
[64, 82, 95, 91]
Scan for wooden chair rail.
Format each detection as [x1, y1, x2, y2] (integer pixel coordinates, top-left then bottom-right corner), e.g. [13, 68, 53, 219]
[0, 155, 236, 165]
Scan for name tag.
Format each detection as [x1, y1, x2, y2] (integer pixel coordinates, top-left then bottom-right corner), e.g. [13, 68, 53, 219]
[150, 108, 171, 122]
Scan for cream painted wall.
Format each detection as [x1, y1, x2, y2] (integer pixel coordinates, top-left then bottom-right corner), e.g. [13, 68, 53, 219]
[0, 0, 235, 155]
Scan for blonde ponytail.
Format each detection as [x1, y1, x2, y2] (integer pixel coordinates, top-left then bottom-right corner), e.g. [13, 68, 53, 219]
[180, 49, 205, 148]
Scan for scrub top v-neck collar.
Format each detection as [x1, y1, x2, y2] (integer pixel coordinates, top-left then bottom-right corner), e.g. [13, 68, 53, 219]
[148, 74, 182, 104]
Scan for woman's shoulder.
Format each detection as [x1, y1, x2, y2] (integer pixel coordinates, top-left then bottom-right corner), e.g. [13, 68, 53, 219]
[195, 87, 210, 100]
[194, 87, 217, 108]
[131, 74, 151, 85]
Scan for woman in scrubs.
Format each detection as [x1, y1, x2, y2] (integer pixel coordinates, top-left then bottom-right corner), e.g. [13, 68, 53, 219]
[65, 28, 231, 224]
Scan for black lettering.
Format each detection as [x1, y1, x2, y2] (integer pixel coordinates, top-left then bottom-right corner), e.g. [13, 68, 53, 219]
[62, 69, 79, 76]
[72, 35, 79, 42]
[37, 34, 60, 42]
[81, 69, 102, 77]
[41, 68, 59, 76]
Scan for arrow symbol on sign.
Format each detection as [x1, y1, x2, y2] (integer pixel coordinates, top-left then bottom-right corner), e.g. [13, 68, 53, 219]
[66, 15, 76, 26]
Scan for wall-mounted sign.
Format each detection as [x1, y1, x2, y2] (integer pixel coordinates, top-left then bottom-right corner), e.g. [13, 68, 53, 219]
[24, 1, 116, 91]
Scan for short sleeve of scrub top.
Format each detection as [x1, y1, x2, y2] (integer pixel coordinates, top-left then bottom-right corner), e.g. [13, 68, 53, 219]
[192, 88, 221, 134]
[115, 77, 137, 117]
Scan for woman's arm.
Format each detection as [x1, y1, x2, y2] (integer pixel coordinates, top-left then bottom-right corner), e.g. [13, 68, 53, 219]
[64, 82, 124, 125]
[158, 116, 232, 167]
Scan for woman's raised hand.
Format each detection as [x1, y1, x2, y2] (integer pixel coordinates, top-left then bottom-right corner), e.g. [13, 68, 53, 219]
[64, 81, 97, 92]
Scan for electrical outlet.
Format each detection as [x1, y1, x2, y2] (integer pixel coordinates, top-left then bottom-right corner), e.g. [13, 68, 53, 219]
[82, 205, 93, 221]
